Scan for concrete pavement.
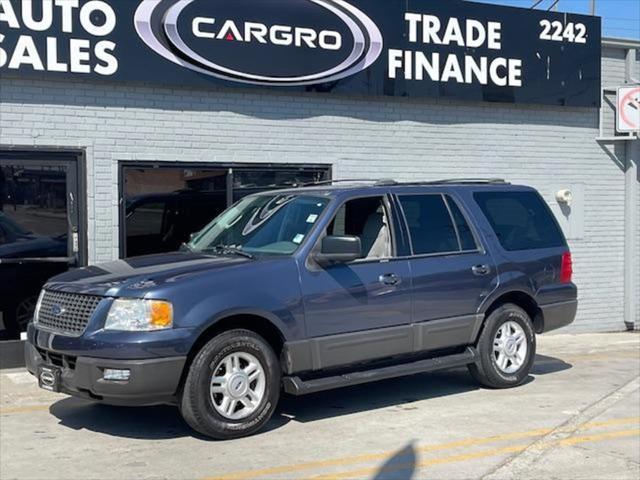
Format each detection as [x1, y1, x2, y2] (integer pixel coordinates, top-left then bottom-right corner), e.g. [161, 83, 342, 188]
[1, 332, 639, 480]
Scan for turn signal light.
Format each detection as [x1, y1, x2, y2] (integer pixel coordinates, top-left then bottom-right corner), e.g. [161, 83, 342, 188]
[149, 301, 173, 328]
[560, 252, 573, 284]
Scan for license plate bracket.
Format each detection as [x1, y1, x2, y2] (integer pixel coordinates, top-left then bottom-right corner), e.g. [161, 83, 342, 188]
[38, 365, 61, 392]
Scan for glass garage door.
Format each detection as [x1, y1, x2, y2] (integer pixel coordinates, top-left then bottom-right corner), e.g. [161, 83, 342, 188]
[0, 156, 81, 339]
[121, 164, 330, 258]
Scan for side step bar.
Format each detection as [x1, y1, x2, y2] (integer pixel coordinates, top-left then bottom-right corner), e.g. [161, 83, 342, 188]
[283, 347, 478, 396]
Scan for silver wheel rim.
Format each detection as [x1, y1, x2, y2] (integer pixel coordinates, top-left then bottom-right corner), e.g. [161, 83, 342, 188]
[493, 320, 528, 374]
[210, 352, 266, 420]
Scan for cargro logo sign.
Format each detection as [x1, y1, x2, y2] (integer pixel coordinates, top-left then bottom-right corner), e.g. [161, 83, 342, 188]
[134, 0, 383, 86]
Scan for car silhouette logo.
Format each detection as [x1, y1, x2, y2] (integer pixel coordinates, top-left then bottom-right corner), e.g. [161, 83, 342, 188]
[51, 304, 66, 317]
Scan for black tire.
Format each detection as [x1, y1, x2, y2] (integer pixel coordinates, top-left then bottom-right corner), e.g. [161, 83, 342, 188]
[468, 303, 536, 389]
[16, 296, 38, 332]
[180, 329, 281, 440]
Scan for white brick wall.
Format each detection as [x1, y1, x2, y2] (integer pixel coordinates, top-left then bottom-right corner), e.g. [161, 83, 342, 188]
[0, 48, 637, 332]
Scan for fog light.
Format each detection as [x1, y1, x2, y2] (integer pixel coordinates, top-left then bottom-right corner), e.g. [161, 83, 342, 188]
[103, 369, 130, 381]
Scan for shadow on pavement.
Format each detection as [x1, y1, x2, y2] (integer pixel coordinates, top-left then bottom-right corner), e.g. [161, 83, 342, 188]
[531, 354, 573, 375]
[47, 354, 572, 440]
[372, 442, 417, 480]
[49, 399, 194, 440]
[278, 368, 480, 424]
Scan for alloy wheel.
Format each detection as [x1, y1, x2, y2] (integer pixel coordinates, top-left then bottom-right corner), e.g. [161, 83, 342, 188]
[492, 320, 528, 374]
[209, 352, 266, 420]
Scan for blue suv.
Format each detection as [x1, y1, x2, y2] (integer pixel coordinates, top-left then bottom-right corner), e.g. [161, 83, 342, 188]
[26, 179, 577, 439]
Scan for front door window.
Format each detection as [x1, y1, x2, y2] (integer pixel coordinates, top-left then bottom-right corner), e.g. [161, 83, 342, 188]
[326, 196, 392, 260]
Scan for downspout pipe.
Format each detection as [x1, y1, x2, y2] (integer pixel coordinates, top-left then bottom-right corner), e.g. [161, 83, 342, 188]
[623, 47, 639, 330]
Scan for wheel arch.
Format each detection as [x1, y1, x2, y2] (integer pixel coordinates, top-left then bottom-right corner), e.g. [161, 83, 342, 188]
[481, 290, 543, 335]
[177, 312, 288, 397]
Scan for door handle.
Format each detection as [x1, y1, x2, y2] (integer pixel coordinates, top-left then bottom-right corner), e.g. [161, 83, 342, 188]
[472, 264, 491, 276]
[379, 273, 401, 286]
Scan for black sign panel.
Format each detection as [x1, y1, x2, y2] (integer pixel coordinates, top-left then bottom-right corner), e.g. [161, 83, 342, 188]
[0, 0, 601, 106]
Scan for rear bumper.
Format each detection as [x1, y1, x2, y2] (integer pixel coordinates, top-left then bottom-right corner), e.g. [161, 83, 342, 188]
[540, 300, 578, 333]
[25, 341, 186, 406]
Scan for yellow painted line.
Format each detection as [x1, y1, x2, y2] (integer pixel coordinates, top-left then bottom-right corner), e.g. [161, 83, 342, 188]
[556, 428, 640, 447]
[308, 428, 640, 480]
[564, 351, 640, 362]
[208, 417, 640, 480]
[0, 404, 50, 415]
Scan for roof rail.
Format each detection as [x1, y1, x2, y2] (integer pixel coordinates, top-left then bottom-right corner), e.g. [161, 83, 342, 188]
[399, 178, 509, 186]
[300, 179, 396, 187]
[298, 178, 508, 188]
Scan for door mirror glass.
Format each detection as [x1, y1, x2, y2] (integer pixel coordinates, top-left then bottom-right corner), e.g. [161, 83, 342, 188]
[315, 235, 362, 265]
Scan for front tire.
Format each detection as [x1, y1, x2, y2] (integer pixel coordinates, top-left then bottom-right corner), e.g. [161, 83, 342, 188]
[180, 329, 281, 439]
[468, 303, 536, 388]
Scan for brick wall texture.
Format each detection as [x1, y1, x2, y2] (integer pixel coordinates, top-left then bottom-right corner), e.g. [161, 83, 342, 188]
[1, 46, 638, 332]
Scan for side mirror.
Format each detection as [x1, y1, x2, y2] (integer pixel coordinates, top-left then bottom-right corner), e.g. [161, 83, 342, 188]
[314, 235, 362, 265]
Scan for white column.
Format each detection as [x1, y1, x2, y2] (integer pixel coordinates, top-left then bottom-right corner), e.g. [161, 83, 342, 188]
[624, 139, 639, 330]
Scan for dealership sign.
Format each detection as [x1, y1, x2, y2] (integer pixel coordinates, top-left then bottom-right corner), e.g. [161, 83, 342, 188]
[0, 0, 602, 107]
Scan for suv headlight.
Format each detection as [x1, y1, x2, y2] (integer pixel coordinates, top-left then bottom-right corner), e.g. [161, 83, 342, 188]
[105, 299, 173, 331]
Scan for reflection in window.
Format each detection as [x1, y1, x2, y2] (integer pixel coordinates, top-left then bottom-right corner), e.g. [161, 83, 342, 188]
[0, 165, 67, 240]
[190, 194, 329, 256]
[123, 166, 330, 257]
[400, 195, 459, 255]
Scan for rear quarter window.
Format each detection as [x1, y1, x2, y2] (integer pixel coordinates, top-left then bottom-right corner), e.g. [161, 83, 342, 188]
[474, 191, 565, 251]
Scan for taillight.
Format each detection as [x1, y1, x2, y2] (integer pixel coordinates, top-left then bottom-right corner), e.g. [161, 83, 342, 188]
[560, 251, 573, 284]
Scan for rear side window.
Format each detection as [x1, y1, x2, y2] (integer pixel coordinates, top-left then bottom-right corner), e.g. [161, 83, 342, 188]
[474, 191, 565, 251]
[399, 195, 459, 255]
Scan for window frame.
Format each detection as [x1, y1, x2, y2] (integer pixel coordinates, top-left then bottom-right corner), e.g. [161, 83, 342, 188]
[309, 193, 398, 266]
[0, 148, 87, 267]
[0, 223, 7, 244]
[394, 193, 483, 259]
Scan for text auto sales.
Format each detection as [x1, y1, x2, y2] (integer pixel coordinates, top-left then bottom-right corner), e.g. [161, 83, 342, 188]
[389, 14, 523, 87]
[0, 0, 118, 76]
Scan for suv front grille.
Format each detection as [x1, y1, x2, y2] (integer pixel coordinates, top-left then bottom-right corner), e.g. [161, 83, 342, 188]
[37, 290, 103, 337]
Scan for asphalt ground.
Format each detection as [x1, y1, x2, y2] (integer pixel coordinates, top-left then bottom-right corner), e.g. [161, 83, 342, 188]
[1, 332, 639, 480]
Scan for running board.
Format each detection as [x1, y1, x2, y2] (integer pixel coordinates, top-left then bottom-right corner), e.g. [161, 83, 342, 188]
[283, 347, 478, 396]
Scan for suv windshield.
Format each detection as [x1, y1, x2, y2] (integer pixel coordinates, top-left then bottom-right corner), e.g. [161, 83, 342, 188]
[188, 194, 329, 256]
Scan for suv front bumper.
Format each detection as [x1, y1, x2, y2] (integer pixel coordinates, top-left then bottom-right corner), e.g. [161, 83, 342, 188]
[25, 341, 186, 406]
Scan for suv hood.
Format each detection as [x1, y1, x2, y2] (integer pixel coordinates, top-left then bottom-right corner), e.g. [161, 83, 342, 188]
[46, 252, 250, 297]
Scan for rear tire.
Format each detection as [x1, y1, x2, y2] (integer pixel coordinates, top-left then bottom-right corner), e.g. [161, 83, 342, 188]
[468, 303, 536, 389]
[180, 329, 280, 439]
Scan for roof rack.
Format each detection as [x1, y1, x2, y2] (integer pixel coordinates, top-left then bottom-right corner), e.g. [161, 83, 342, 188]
[397, 178, 509, 186]
[300, 178, 508, 188]
[300, 179, 396, 187]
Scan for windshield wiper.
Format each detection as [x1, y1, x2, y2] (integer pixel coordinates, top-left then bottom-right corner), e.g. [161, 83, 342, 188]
[204, 245, 254, 260]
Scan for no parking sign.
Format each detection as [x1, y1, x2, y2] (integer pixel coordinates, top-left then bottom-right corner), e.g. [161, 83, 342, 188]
[617, 86, 640, 134]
